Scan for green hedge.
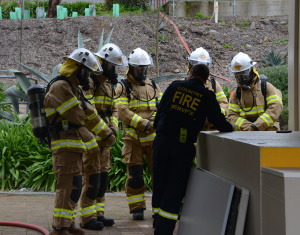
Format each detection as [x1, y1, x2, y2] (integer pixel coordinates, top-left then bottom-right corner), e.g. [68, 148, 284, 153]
[259, 64, 288, 130]
[0, 119, 152, 192]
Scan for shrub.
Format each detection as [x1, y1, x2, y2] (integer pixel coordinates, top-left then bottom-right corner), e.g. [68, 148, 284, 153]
[105, 0, 148, 11]
[258, 64, 288, 130]
[260, 49, 287, 67]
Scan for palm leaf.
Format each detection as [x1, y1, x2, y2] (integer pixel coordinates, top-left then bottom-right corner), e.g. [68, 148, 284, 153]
[0, 110, 15, 121]
[17, 62, 51, 83]
[98, 29, 105, 51]
[5, 85, 28, 101]
[103, 28, 114, 46]
[52, 64, 62, 79]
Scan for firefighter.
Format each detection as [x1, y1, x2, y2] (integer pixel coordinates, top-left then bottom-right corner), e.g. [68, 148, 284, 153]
[115, 48, 162, 220]
[152, 64, 234, 235]
[227, 52, 283, 131]
[188, 47, 229, 130]
[45, 48, 116, 235]
[80, 43, 128, 227]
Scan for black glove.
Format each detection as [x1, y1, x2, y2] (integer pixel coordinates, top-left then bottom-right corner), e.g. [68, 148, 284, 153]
[110, 127, 117, 136]
[250, 124, 259, 131]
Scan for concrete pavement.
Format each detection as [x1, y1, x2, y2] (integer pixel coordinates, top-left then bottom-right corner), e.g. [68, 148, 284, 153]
[0, 193, 179, 235]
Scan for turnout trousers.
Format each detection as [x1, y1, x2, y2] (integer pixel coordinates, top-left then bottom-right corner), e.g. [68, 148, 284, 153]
[95, 145, 112, 217]
[52, 151, 83, 230]
[152, 135, 195, 235]
[122, 138, 153, 213]
[80, 150, 101, 226]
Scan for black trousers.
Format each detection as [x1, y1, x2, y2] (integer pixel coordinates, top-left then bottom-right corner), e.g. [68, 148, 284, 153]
[152, 135, 195, 235]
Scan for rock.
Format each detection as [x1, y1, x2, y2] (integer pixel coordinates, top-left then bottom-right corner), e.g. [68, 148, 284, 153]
[173, 69, 180, 73]
[250, 22, 256, 30]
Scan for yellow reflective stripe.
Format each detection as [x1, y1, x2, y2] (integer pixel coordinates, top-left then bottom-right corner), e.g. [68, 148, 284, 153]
[235, 117, 246, 131]
[96, 203, 105, 212]
[125, 128, 138, 139]
[86, 110, 98, 120]
[216, 91, 226, 100]
[51, 139, 86, 150]
[130, 114, 142, 128]
[140, 133, 156, 142]
[239, 106, 265, 117]
[110, 116, 118, 126]
[57, 97, 80, 115]
[152, 112, 156, 117]
[266, 95, 282, 105]
[80, 205, 96, 216]
[116, 98, 128, 105]
[221, 107, 226, 115]
[260, 113, 274, 126]
[45, 108, 57, 117]
[53, 208, 75, 219]
[128, 100, 157, 108]
[127, 194, 145, 204]
[95, 135, 102, 141]
[152, 208, 159, 214]
[229, 103, 240, 112]
[158, 209, 178, 220]
[158, 93, 163, 100]
[85, 139, 98, 150]
[94, 96, 113, 105]
[92, 119, 107, 135]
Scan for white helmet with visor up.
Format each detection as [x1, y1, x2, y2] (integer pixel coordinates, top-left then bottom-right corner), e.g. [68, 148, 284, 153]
[188, 47, 212, 66]
[95, 43, 128, 66]
[128, 48, 153, 67]
[67, 48, 102, 72]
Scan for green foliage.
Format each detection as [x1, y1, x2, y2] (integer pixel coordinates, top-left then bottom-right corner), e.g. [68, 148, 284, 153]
[272, 38, 288, 44]
[258, 64, 288, 130]
[222, 43, 232, 48]
[0, 119, 54, 191]
[0, 83, 12, 112]
[236, 21, 249, 27]
[195, 13, 204, 18]
[260, 49, 287, 67]
[105, 0, 148, 11]
[0, 1, 18, 19]
[109, 130, 152, 192]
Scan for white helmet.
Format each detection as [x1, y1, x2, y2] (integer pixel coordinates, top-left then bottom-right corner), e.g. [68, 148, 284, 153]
[188, 47, 212, 66]
[229, 52, 257, 73]
[128, 48, 153, 67]
[66, 48, 102, 72]
[95, 43, 128, 66]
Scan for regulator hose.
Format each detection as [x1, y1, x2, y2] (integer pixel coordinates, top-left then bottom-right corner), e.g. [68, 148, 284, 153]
[0, 221, 49, 235]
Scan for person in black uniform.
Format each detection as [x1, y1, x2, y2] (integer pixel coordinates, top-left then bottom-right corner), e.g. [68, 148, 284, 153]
[151, 64, 234, 235]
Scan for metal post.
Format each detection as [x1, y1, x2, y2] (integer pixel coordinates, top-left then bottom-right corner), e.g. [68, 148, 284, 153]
[233, 0, 236, 16]
[172, 0, 174, 18]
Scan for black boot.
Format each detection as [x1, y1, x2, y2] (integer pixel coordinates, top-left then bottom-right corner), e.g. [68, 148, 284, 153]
[132, 209, 144, 220]
[80, 218, 104, 230]
[97, 215, 115, 226]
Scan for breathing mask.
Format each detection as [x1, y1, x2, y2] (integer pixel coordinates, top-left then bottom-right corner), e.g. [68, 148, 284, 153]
[130, 65, 148, 85]
[102, 60, 118, 85]
[77, 65, 91, 91]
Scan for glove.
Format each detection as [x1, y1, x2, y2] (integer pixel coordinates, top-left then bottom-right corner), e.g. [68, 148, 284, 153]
[144, 120, 154, 134]
[250, 124, 259, 131]
[103, 131, 116, 146]
[110, 127, 117, 137]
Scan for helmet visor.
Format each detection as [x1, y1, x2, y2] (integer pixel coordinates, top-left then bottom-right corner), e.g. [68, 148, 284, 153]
[234, 69, 251, 85]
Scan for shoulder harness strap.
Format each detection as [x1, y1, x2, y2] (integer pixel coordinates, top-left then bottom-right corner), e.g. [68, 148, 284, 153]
[210, 76, 217, 93]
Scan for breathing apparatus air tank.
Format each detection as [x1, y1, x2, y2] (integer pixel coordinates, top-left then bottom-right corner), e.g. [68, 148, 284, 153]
[27, 84, 48, 143]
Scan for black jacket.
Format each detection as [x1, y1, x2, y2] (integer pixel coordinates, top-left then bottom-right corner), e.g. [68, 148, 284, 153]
[154, 78, 233, 143]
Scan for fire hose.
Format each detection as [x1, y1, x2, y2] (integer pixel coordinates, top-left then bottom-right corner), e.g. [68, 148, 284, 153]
[0, 221, 49, 235]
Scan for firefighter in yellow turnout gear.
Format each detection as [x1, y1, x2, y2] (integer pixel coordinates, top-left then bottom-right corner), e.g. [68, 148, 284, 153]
[227, 52, 283, 131]
[187, 47, 228, 130]
[81, 43, 128, 227]
[45, 48, 115, 235]
[115, 48, 162, 220]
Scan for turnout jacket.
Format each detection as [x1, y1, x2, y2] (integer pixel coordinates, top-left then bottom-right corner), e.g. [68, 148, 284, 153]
[115, 74, 162, 145]
[83, 74, 119, 142]
[44, 75, 113, 154]
[228, 78, 283, 131]
[154, 78, 233, 144]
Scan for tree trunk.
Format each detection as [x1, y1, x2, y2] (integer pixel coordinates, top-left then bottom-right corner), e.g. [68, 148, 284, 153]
[47, 0, 61, 18]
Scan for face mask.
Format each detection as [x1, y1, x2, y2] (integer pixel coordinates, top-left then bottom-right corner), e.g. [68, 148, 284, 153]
[130, 65, 148, 84]
[77, 66, 90, 91]
[235, 69, 252, 90]
[103, 61, 118, 85]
